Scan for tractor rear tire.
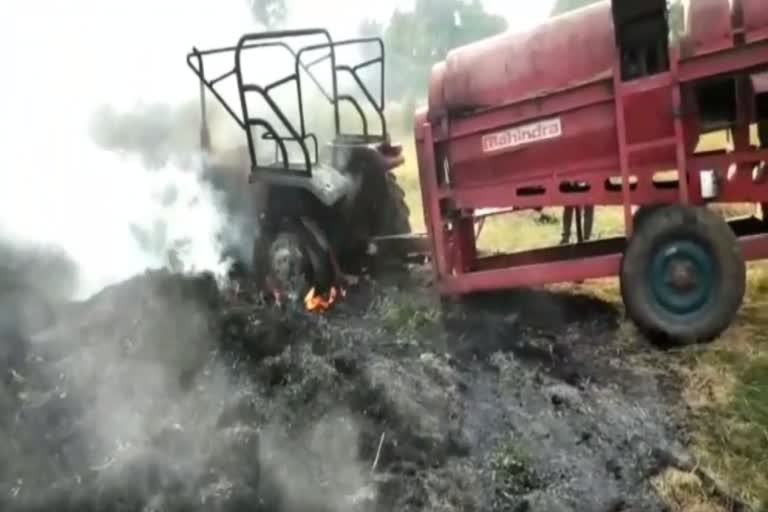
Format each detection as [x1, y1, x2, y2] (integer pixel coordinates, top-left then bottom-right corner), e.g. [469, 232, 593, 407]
[253, 219, 333, 306]
[372, 172, 412, 237]
[355, 171, 413, 273]
[620, 205, 745, 346]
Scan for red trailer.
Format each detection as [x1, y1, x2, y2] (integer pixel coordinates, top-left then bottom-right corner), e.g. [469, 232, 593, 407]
[413, 0, 768, 344]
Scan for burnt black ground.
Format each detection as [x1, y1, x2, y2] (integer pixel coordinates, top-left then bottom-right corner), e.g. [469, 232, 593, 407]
[0, 260, 692, 512]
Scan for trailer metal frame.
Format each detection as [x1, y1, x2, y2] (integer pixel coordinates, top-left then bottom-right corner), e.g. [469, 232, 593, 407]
[415, 20, 768, 297]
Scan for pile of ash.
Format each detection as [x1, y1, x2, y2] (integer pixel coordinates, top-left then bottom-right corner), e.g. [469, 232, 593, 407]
[0, 257, 704, 512]
[0, 269, 469, 512]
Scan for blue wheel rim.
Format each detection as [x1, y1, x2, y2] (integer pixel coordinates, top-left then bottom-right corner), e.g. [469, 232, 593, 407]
[649, 240, 715, 316]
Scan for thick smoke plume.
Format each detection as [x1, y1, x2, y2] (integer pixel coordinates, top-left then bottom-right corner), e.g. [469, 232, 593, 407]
[0, 0, 259, 298]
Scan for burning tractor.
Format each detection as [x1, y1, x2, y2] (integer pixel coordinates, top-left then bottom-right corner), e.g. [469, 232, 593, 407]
[190, 0, 768, 345]
[188, 30, 416, 307]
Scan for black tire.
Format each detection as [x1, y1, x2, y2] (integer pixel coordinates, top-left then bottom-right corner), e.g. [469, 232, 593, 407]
[620, 205, 745, 345]
[372, 172, 412, 237]
[632, 205, 663, 233]
[252, 219, 333, 305]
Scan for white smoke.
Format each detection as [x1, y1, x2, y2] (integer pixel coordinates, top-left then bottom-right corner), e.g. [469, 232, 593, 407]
[0, 141, 229, 298]
[0, 0, 259, 299]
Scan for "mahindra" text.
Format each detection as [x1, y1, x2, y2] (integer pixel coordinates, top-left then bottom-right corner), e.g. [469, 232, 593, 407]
[482, 118, 563, 153]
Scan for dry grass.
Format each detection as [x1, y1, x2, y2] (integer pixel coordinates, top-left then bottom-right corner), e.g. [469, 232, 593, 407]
[652, 469, 728, 512]
[678, 296, 768, 510]
[391, 127, 768, 510]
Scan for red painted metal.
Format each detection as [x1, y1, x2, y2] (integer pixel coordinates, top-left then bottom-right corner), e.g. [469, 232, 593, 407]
[412, 0, 768, 296]
[612, 52, 635, 235]
[741, 0, 768, 43]
[740, 234, 768, 261]
[679, 40, 768, 82]
[671, 48, 691, 205]
[430, 1, 615, 116]
[438, 228, 768, 295]
[414, 114, 449, 282]
[441, 81, 615, 144]
[753, 72, 768, 93]
[440, 244, 624, 295]
[683, 0, 734, 57]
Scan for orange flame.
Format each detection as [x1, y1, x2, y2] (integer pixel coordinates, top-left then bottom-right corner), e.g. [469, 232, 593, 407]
[304, 286, 345, 313]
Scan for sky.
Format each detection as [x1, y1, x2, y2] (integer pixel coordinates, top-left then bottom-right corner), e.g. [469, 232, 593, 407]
[293, 0, 556, 36]
[486, 0, 557, 32]
[0, 0, 258, 296]
[0, 0, 556, 112]
[0, 0, 554, 297]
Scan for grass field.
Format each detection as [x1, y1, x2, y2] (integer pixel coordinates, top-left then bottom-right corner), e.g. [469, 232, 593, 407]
[391, 128, 768, 511]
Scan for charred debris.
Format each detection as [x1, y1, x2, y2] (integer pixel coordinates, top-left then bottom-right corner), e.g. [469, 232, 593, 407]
[0, 257, 727, 512]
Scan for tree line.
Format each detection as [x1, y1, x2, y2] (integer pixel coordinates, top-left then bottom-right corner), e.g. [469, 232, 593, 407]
[248, 0, 701, 130]
[248, 0, 508, 103]
[246, 0, 623, 101]
[551, 0, 600, 16]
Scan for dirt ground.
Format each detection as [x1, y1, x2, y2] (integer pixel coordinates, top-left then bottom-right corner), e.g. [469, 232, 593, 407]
[0, 249, 734, 512]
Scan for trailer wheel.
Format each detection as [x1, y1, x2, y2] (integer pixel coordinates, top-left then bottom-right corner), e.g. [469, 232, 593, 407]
[632, 205, 662, 232]
[620, 205, 745, 345]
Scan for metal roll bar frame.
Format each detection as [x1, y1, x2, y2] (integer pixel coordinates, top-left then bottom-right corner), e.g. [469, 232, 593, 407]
[187, 29, 389, 179]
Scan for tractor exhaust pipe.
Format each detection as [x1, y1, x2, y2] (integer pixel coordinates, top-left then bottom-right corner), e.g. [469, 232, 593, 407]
[195, 49, 211, 155]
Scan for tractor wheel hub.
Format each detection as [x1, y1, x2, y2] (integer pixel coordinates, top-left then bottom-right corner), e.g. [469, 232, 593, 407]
[268, 235, 309, 303]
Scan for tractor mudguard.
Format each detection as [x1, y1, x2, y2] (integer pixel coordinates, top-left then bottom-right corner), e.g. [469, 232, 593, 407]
[375, 142, 406, 171]
[258, 163, 354, 208]
[331, 142, 404, 176]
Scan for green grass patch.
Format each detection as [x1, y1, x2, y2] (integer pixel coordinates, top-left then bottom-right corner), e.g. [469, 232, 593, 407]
[692, 355, 768, 509]
[732, 358, 768, 431]
[490, 435, 541, 503]
[370, 289, 440, 337]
